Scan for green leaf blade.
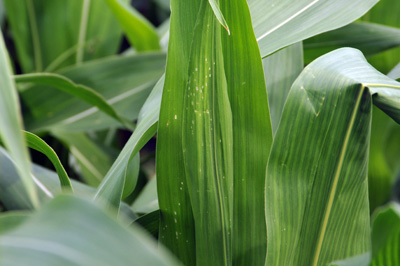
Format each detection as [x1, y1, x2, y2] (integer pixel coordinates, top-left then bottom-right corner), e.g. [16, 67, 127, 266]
[0, 195, 179, 266]
[249, 0, 378, 58]
[105, 0, 160, 51]
[24, 131, 72, 192]
[181, 2, 233, 265]
[0, 32, 38, 208]
[220, 0, 273, 263]
[15, 73, 134, 130]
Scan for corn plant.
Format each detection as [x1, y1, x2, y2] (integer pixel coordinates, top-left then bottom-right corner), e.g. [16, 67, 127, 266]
[0, 0, 400, 265]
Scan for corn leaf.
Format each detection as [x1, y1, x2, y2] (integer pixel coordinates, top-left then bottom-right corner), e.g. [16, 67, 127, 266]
[330, 254, 371, 266]
[389, 62, 400, 80]
[93, 76, 164, 212]
[248, 0, 378, 58]
[3, 0, 123, 72]
[104, 0, 160, 51]
[368, 107, 400, 212]
[266, 47, 400, 266]
[370, 203, 400, 265]
[134, 210, 160, 238]
[15, 73, 134, 130]
[21, 53, 165, 133]
[181, 2, 233, 265]
[52, 132, 114, 187]
[156, 0, 200, 263]
[157, 0, 272, 264]
[304, 22, 400, 64]
[220, 0, 274, 264]
[361, 0, 400, 73]
[131, 176, 158, 214]
[0, 32, 38, 209]
[0, 147, 53, 210]
[0, 195, 179, 266]
[208, 0, 230, 34]
[264, 42, 304, 135]
[23, 131, 72, 192]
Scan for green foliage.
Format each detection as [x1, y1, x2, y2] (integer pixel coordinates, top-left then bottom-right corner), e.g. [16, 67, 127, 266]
[1, 0, 400, 265]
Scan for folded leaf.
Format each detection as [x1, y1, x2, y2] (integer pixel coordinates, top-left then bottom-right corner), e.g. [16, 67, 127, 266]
[15, 73, 134, 130]
[266, 48, 400, 266]
[21, 53, 165, 132]
[93, 76, 164, 212]
[24, 131, 72, 192]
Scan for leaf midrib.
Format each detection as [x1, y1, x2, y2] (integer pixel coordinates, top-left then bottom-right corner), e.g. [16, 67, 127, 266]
[311, 85, 366, 266]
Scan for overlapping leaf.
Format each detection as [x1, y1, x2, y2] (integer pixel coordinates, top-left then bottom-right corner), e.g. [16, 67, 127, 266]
[266, 48, 400, 266]
[304, 22, 400, 64]
[248, 0, 377, 58]
[263, 42, 304, 135]
[20, 53, 165, 132]
[93, 76, 164, 212]
[0, 195, 179, 266]
[361, 0, 400, 73]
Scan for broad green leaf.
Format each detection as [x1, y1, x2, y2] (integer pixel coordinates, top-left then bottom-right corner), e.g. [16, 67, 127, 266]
[221, 0, 273, 264]
[389, 62, 400, 80]
[52, 132, 114, 186]
[0, 195, 179, 266]
[361, 0, 400, 73]
[248, 0, 378, 58]
[264, 42, 304, 135]
[0, 212, 29, 235]
[3, 0, 123, 72]
[370, 203, 400, 265]
[156, 0, 199, 263]
[181, 3, 233, 265]
[0, 32, 38, 208]
[329, 203, 400, 266]
[21, 53, 165, 133]
[157, 0, 273, 264]
[93, 76, 165, 212]
[266, 48, 400, 266]
[15, 73, 134, 130]
[304, 22, 400, 64]
[105, 0, 160, 51]
[24, 131, 72, 192]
